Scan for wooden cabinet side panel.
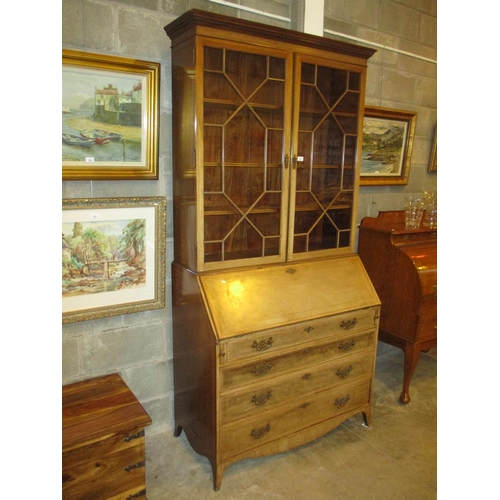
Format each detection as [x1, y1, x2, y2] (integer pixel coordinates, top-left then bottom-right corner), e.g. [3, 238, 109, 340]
[171, 39, 198, 270]
[172, 262, 217, 462]
[358, 226, 422, 342]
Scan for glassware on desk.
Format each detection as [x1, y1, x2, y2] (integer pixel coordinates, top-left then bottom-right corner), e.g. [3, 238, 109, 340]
[404, 195, 424, 230]
[422, 191, 437, 228]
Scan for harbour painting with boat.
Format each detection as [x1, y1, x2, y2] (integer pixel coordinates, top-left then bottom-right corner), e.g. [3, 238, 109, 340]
[62, 67, 145, 165]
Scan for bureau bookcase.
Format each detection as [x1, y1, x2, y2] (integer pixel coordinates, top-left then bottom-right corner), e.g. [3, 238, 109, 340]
[165, 9, 379, 490]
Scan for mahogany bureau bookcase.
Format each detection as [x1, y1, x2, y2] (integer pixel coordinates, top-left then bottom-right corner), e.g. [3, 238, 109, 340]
[165, 9, 379, 490]
[62, 373, 152, 499]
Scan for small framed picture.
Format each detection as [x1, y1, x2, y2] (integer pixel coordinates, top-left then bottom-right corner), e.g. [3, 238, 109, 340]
[62, 197, 166, 323]
[360, 106, 417, 186]
[62, 50, 160, 180]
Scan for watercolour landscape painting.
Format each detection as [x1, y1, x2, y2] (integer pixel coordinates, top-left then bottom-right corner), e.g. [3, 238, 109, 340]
[62, 217, 147, 298]
[62, 197, 166, 324]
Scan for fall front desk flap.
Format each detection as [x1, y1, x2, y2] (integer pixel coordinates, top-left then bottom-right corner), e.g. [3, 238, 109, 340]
[198, 255, 380, 341]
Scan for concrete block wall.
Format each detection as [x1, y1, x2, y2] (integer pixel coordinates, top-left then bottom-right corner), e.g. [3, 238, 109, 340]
[323, 0, 437, 220]
[62, 0, 436, 436]
[62, 0, 178, 435]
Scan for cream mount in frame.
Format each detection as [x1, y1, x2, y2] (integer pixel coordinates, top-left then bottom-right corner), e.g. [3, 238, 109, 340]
[62, 197, 166, 323]
[62, 49, 160, 180]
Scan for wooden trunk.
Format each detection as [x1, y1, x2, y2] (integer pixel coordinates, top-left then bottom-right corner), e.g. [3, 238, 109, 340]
[62, 373, 152, 500]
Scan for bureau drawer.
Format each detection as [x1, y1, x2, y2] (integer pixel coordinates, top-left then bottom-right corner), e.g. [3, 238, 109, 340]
[222, 307, 378, 363]
[62, 431, 146, 500]
[220, 378, 371, 462]
[221, 330, 376, 392]
[221, 352, 374, 424]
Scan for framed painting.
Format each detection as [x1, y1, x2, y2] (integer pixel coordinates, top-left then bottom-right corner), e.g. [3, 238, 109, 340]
[62, 197, 166, 323]
[428, 129, 437, 172]
[360, 106, 417, 186]
[62, 49, 160, 180]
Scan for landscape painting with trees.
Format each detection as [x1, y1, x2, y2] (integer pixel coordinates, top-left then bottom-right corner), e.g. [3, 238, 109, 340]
[62, 217, 147, 297]
[62, 197, 166, 324]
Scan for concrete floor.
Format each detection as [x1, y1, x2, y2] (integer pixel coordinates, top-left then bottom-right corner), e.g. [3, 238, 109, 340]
[145, 342, 437, 499]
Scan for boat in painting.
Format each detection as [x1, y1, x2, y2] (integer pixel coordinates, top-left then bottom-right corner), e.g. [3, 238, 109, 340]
[62, 133, 95, 148]
[80, 129, 111, 145]
[93, 128, 123, 141]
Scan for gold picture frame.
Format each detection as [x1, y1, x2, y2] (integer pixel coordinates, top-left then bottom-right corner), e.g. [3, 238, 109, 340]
[62, 197, 166, 323]
[428, 129, 437, 172]
[360, 106, 417, 186]
[62, 50, 160, 180]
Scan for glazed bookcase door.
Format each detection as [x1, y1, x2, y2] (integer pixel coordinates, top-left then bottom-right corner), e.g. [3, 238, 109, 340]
[200, 41, 293, 269]
[288, 55, 364, 260]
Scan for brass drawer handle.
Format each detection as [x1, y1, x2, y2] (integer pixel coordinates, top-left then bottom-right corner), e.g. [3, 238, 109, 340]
[252, 337, 274, 351]
[127, 490, 146, 500]
[336, 365, 353, 379]
[334, 395, 351, 408]
[252, 391, 272, 406]
[125, 460, 145, 472]
[338, 340, 356, 352]
[340, 318, 357, 330]
[124, 430, 144, 442]
[251, 424, 270, 439]
[251, 362, 273, 376]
